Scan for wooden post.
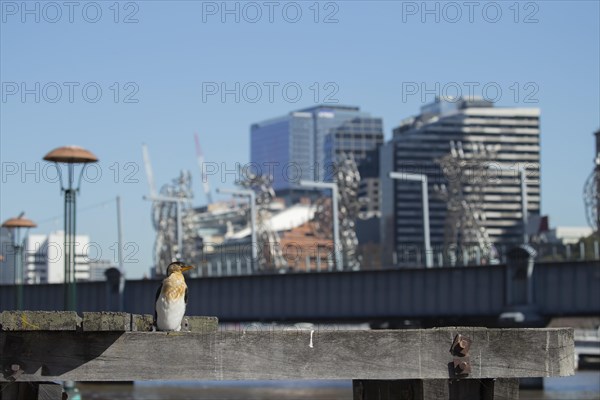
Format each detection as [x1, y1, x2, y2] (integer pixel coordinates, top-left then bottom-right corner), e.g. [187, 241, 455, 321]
[352, 379, 519, 400]
[0, 382, 63, 400]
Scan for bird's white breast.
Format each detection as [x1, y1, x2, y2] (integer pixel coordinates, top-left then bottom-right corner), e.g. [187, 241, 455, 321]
[156, 274, 188, 331]
[156, 294, 186, 331]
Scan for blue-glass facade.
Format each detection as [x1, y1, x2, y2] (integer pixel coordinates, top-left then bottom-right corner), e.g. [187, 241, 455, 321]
[251, 112, 314, 190]
[250, 105, 376, 191]
[323, 117, 384, 178]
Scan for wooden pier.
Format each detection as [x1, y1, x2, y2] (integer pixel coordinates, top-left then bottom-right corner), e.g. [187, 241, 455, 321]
[0, 311, 575, 399]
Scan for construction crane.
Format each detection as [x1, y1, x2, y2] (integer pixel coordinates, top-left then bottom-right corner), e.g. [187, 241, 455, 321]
[194, 133, 214, 205]
[142, 143, 157, 198]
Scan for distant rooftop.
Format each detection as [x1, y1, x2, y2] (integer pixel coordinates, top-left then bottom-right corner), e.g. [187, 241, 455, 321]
[251, 105, 364, 128]
[298, 104, 360, 113]
[394, 96, 539, 134]
[420, 96, 493, 116]
[229, 203, 316, 239]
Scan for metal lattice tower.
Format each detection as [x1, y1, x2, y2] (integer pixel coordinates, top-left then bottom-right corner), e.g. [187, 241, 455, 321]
[238, 172, 287, 271]
[312, 198, 333, 240]
[583, 172, 598, 231]
[151, 171, 199, 273]
[313, 154, 362, 270]
[434, 141, 497, 264]
[583, 133, 600, 231]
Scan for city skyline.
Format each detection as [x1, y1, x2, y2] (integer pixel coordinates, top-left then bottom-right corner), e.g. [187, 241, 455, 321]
[381, 96, 541, 266]
[1, 96, 594, 278]
[1, 1, 598, 278]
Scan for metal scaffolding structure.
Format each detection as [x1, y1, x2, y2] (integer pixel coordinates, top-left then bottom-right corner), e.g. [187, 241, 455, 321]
[583, 149, 600, 232]
[238, 172, 287, 271]
[150, 171, 200, 274]
[434, 141, 498, 265]
[312, 155, 362, 270]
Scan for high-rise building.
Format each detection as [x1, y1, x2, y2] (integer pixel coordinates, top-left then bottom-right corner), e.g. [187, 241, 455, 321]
[356, 149, 381, 219]
[250, 105, 376, 194]
[380, 97, 541, 266]
[323, 117, 384, 218]
[323, 117, 384, 168]
[24, 231, 92, 283]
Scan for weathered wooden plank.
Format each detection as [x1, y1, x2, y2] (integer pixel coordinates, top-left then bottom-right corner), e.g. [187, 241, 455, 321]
[0, 312, 219, 333]
[131, 314, 154, 332]
[181, 316, 219, 332]
[0, 311, 80, 331]
[0, 327, 574, 382]
[82, 312, 130, 331]
[130, 315, 219, 332]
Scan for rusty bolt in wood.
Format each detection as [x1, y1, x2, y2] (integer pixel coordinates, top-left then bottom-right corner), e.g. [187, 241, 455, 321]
[450, 334, 472, 377]
[450, 334, 472, 357]
[453, 357, 472, 376]
[9, 363, 24, 380]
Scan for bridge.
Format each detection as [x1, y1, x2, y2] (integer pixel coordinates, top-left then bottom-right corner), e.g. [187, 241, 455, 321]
[0, 260, 598, 326]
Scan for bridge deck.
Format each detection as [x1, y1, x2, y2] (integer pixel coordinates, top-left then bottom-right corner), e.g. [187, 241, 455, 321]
[0, 261, 598, 323]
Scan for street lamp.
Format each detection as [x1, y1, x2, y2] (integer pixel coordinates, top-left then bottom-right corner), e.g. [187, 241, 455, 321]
[43, 145, 98, 311]
[216, 188, 257, 272]
[389, 172, 433, 268]
[1, 213, 36, 310]
[298, 180, 342, 270]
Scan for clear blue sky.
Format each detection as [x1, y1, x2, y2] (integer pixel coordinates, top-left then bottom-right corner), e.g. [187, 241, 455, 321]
[1, 1, 599, 278]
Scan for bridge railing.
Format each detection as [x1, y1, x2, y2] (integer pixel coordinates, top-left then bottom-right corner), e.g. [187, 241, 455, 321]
[0, 311, 575, 400]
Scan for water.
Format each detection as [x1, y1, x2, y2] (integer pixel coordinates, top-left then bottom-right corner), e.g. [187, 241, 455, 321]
[77, 371, 600, 400]
[521, 371, 600, 399]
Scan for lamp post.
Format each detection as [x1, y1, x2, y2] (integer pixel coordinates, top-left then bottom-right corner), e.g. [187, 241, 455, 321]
[43, 145, 98, 311]
[1, 213, 36, 310]
[298, 180, 342, 270]
[216, 188, 257, 272]
[389, 172, 433, 268]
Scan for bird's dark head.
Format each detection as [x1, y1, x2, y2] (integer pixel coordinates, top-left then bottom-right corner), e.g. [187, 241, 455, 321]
[166, 261, 194, 276]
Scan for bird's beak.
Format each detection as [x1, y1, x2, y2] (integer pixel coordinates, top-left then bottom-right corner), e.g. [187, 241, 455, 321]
[181, 265, 194, 272]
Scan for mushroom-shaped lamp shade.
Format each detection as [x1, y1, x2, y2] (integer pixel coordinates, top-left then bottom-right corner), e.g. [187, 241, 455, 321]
[1, 216, 37, 229]
[43, 146, 98, 164]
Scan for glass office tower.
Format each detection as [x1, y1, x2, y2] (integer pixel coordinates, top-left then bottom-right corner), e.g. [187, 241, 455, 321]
[250, 105, 376, 193]
[323, 117, 384, 218]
